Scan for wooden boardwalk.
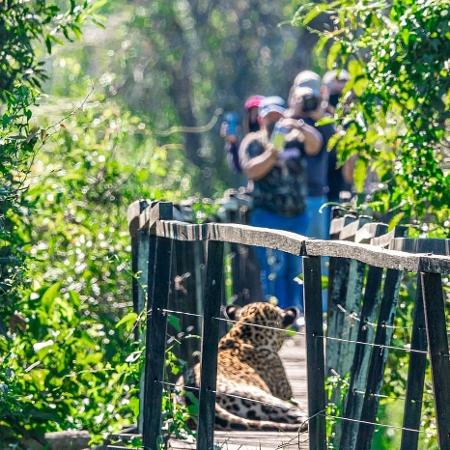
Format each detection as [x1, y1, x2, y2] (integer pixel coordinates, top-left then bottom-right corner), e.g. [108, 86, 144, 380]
[169, 336, 309, 450]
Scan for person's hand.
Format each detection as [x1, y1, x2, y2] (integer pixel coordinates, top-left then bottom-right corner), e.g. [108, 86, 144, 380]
[220, 121, 227, 138]
[220, 122, 237, 143]
[278, 118, 303, 130]
[285, 128, 304, 143]
[266, 142, 279, 158]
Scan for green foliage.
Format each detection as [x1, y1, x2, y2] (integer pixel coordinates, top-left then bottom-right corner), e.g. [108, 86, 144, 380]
[44, 0, 322, 193]
[0, 283, 141, 443]
[0, 97, 195, 444]
[26, 99, 192, 315]
[0, 0, 97, 341]
[295, 0, 450, 233]
[294, 1, 449, 448]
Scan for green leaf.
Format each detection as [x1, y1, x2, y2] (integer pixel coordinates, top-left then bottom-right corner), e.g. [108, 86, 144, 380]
[116, 312, 138, 331]
[45, 36, 52, 53]
[327, 41, 342, 69]
[353, 158, 367, 193]
[41, 283, 61, 308]
[353, 76, 368, 97]
[316, 116, 336, 126]
[2, 114, 11, 127]
[168, 314, 181, 332]
[302, 4, 330, 25]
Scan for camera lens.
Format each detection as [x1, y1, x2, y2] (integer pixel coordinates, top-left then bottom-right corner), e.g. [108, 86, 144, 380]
[302, 95, 319, 112]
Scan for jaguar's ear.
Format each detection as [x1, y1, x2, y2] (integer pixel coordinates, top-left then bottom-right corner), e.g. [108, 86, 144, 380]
[282, 307, 298, 327]
[224, 305, 241, 321]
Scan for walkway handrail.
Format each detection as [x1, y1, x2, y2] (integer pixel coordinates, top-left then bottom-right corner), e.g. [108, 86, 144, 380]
[125, 200, 450, 450]
[129, 201, 450, 274]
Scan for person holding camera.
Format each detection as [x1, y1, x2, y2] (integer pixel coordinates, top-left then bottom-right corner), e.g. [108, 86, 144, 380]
[238, 96, 322, 311]
[220, 95, 264, 175]
[322, 70, 353, 215]
[291, 70, 335, 240]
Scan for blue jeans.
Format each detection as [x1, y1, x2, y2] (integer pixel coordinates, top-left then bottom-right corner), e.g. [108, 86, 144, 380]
[306, 195, 328, 239]
[307, 195, 329, 309]
[250, 208, 308, 311]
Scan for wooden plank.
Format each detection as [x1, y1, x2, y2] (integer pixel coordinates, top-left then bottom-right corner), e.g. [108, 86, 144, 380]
[128, 199, 148, 238]
[326, 215, 357, 375]
[339, 216, 371, 241]
[328, 217, 370, 446]
[130, 199, 150, 320]
[142, 236, 174, 449]
[339, 224, 387, 450]
[326, 256, 351, 375]
[356, 267, 403, 449]
[148, 220, 450, 274]
[421, 271, 450, 450]
[170, 240, 202, 370]
[335, 259, 366, 377]
[137, 231, 154, 433]
[400, 275, 426, 450]
[303, 256, 327, 450]
[139, 201, 189, 231]
[130, 231, 139, 333]
[329, 213, 357, 237]
[306, 239, 422, 272]
[390, 238, 450, 253]
[196, 241, 225, 450]
[131, 202, 153, 433]
[142, 204, 174, 450]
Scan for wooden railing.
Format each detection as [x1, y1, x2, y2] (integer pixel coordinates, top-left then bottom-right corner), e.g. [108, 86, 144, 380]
[118, 200, 450, 450]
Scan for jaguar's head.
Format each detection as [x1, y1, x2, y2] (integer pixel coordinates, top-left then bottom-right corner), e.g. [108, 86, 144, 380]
[223, 302, 297, 351]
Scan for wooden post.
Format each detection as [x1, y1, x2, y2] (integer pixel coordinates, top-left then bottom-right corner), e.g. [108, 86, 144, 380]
[196, 240, 225, 450]
[340, 224, 387, 449]
[138, 231, 155, 433]
[340, 264, 383, 449]
[421, 271, 450, 450]
[129, 200, 149, 331]
[335, 259, 366, 374]
[329, 216, 369, 445]
[129, 200, 155, 433]
[399, 275, 426, 450]
[303, 256, 327, 450]
[356, 267, 403, 449]
[142, 203, 174, 450]
[399, 239, 449, 450]
[171, 240, 202, 370]
[326, 214, 357, 375]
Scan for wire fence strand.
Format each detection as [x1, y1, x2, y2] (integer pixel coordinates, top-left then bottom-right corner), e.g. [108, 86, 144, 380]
[158, 307, 450, 359]
[323, 413, 423, 434]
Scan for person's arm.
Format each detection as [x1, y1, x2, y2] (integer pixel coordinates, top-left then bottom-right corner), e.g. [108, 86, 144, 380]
[298, 121, 322, 155]
[239, 135, 278, 181]
[225, 140, 241, 173]
[279, 118, 322, 156]
[343, 154, 357, 184]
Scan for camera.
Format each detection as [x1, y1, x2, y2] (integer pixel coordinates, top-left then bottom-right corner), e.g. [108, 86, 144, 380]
[302, 94, 319, 112]
[223, 112, 239, 136]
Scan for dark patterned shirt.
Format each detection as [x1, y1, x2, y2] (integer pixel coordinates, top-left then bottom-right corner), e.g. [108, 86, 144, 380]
[239, 130, 307, 217]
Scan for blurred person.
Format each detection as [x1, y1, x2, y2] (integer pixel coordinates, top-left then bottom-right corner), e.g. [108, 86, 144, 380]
[322, 70, 353, 230]
[221, 95, 264, 174]
[290, 70, 334, 239]
[220, 95, 265, 306]
[322, 69, 350, 115]
[239, 96, 322, 311]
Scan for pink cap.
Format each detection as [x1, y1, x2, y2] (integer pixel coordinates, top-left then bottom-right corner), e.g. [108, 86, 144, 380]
[244, 95, 264, 110]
